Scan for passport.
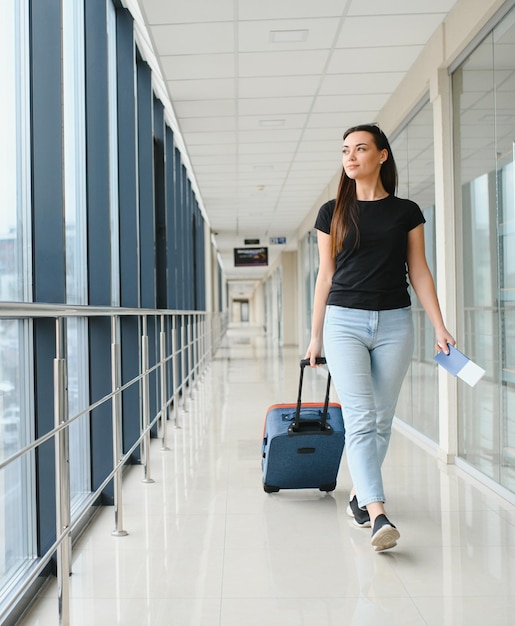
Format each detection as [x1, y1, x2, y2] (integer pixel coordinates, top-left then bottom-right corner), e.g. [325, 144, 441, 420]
[434, 344, 485, 387]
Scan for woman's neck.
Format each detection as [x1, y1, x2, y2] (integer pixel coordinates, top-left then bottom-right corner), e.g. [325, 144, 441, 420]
[355, 181, 388, 201]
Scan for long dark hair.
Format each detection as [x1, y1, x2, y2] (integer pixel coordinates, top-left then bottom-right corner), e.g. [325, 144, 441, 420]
[330, 124, 398, 256]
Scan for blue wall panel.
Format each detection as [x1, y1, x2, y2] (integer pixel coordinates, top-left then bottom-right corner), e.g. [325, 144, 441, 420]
[165, 126, 177, 310]
[85, 0, 114, 502]
[116, 8, 142, 457]
[154, 101, 167, 309]
[137, 68, 155, 309]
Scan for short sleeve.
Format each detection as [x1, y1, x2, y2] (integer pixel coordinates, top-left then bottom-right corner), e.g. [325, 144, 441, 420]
[406, 200, 426, 231]
[314, 200, 335, 234]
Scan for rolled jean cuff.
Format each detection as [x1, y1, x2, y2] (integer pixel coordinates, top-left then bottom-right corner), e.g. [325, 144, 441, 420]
[359, 497, 385, 508]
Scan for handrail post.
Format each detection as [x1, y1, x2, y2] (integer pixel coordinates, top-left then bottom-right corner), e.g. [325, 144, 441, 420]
[111, 316, 128, 537]
[202, 315, 206, 371]
[197, 314, 201, 378]
[204, 313, 213, 367]
[206, 313, 212, 362]
[196, 314, 201, 376]
[172, 315, 181, 428]
[54, 317, 71, 626]
[141, 316, 154, 483]
[196, 315, 201, 379]
[191, 314, 197, 385]
[159, 315, 170, 450]
[181, 315, 188, 411]
[187, 316, 194, 400]
[203, 315, 208, 372]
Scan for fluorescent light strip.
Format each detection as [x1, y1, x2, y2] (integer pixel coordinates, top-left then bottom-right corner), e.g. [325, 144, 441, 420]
[259, 119, 285, 127]
[270, 29, 309, 43]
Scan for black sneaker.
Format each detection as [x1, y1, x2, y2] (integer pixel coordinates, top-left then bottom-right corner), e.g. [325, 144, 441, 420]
[370, 514, 400, 551]
[346, 495, 371, 528]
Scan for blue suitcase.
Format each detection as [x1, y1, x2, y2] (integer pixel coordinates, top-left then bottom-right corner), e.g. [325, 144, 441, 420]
[262, 358, 345, 493]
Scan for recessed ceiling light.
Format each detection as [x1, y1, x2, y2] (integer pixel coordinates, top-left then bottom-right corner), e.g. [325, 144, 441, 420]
[259, 119, 285, 127]
[270, 29, 309, 43]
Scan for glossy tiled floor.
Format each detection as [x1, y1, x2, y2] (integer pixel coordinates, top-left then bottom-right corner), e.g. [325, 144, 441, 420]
[19, 325, 515, 625]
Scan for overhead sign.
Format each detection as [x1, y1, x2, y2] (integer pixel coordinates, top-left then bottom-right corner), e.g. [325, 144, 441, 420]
[234, 247, 268, 267]
[269, 236, 287, 245]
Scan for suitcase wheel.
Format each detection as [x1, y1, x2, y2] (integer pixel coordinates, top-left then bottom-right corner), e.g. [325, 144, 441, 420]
[263, 482, 280, 493]
[319, 482, 337, 492]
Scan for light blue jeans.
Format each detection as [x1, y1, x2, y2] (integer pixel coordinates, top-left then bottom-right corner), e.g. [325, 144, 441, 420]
[323, 305, 414, 508]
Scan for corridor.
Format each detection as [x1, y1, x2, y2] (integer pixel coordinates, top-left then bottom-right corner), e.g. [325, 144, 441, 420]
[19, 325, 515, 626]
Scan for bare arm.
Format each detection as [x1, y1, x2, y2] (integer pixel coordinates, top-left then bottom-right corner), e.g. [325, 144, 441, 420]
[407, 224, 455, 353]
[305, 230, 335, 365]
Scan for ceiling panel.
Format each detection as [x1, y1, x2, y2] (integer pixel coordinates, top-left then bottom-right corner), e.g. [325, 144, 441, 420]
[237, 142, 297, 155]
[160, 54, 235, 81]
[151, 22, 234, 55]
[336, 14, 446, 48]
[239, 50, 330, 77]
[179, 117, 236, 133]
[143, 0, 234, 23]
[238, 75, 322, 98]
[182, 131, 236, 145]
[320, 73, 405, 96]
[173, 99, 236, 118]
[167, 78, 236, 101]
[301, 127, 344, 141]
[347, 0, 458, 16]
[238, 0, 345, 21]
[311, 94, 389, 112]
[238, 152, 293, 163]
[327, 46, 424, 74]
[237, 129, 303, 143]
[238, 96, 313, 116]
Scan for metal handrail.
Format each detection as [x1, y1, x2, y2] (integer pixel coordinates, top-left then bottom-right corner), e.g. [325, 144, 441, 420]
[0, 302, 228, 626]
[0, 301, 208, 318]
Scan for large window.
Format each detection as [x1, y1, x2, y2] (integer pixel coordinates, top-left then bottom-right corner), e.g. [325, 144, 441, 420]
[0, 0, 36, 603]
[0, 0, 31, 301]
[453, 6, 515, 491]
[108, 0, 120, 306]
[0, 0, 212, 618]
[392, 101, 439, 441]
[63, 0, 91, 509]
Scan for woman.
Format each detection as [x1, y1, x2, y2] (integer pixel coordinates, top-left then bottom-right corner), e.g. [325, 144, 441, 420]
[305, 124, 455, 551]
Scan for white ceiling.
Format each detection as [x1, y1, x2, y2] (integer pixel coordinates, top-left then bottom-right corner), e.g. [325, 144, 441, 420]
[138, 0, 460, 297]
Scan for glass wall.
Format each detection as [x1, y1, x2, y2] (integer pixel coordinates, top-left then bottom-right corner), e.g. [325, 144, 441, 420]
[392, 102, 439, 441]
[1, 0, 211, 617]
[264, 267, 283, 346]
[63, 0, 91, 511]
[453, 6, 515, 491]
[0, 0, 36, 600]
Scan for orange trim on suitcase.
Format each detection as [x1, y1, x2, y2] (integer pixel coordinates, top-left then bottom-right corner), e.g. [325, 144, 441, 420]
[263, 402, 341, 437]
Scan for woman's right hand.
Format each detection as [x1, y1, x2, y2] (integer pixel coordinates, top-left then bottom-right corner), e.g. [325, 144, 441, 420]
[304, 339, 323, 367]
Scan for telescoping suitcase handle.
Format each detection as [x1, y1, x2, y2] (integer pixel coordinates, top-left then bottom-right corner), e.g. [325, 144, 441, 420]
[294, 357, 332, 431]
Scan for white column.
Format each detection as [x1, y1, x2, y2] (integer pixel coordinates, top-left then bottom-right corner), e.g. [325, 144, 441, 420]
[431, 67, 459, 463]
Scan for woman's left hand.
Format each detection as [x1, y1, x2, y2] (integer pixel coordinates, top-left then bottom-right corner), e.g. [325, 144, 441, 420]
[435, 329, 456, 355]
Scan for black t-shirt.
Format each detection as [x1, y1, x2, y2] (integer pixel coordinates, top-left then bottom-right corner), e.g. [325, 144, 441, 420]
[314, 196, 425, 310]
